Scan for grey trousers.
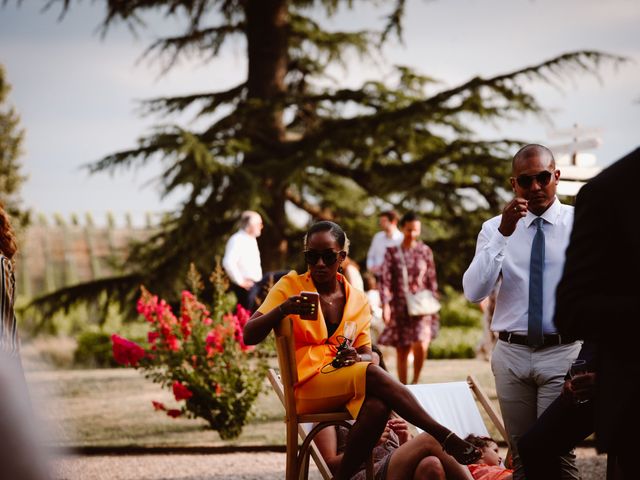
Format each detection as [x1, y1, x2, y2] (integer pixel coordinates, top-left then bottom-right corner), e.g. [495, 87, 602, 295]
[491, 339, 582, 480]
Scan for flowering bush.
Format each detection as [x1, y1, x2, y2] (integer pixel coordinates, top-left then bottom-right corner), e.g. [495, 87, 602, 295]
[111, 265, 268, 440]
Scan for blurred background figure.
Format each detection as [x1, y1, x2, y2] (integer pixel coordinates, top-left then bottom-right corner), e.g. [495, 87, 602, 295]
[377, 212, 440, 385]
[341, 257, 364, 291]
[222, 210, 264, 310]
[0, 351, 52, 480]
[475, 282, 499, 362]
[222, 210, 288, 311]
[363, 272, 384, 343]
[366, 210, 403, 283]
[0, 204, 50, 479]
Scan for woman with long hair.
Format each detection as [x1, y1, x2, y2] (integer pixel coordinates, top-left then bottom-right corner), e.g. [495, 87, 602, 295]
[243, 221, 479, 479]
[0, 204, 19, 355]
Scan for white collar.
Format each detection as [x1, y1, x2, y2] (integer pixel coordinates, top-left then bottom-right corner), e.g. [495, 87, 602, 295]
[524, 196, 561, 227]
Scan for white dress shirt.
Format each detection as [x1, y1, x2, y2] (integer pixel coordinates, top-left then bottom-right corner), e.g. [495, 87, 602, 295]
[222, 229, 263, 286]
[366, 229, 404, 271]
[463, 198, 574, 335]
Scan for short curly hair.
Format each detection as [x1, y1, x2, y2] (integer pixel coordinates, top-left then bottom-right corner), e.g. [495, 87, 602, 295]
[464, 434, 497, 450]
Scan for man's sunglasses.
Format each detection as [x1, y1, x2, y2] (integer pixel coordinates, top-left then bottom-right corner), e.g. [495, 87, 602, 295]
[304, 250, 344, 266]
[514, 170, 554, 189]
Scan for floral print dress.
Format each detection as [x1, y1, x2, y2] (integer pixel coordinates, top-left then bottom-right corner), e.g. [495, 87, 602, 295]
[377, 243, 439, 348]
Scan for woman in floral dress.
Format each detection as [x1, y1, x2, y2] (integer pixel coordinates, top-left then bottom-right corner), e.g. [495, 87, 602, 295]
[378, 211, 440, 384]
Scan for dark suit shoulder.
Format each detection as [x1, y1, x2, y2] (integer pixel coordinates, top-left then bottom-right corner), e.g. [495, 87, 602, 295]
[587, 147, 640, 190]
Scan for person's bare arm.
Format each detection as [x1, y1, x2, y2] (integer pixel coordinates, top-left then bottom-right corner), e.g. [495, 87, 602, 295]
[243, 295, 315, 345]
[313, 425, 342, 475]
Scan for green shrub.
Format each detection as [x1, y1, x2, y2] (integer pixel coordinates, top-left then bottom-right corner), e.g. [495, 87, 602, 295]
[74, 331, 120, 368]
[439, 286, 482, 328]
[429, 326, 482, 359]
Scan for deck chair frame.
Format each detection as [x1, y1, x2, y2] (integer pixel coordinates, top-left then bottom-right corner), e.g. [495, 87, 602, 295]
[466, 374, 509, 443]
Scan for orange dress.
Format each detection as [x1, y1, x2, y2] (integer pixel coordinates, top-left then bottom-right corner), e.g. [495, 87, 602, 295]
[258, 270, 372, 418]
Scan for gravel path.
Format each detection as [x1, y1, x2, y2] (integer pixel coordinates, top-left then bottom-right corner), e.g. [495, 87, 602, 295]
[52, 448, 608, 480]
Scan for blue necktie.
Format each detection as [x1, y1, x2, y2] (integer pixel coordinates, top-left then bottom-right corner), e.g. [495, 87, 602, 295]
[528, 217, 545, 347]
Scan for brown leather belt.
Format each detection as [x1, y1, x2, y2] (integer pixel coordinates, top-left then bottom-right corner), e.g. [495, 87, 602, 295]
[498, 331, 576, 349]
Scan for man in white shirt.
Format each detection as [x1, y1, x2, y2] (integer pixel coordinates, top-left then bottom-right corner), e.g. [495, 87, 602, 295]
[222, 211, 264, 309]
[366, 210, 403, 279]
[463, 144, 581, 480]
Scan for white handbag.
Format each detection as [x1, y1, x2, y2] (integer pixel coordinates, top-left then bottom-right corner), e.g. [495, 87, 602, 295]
[398, 247, 441, 316]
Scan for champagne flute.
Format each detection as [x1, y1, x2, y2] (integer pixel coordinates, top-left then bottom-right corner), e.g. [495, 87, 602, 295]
[569, 359, 589, 405]
[342, 321, 357, 347]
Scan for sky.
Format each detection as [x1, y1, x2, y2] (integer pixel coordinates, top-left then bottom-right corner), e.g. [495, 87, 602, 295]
[1, 0, 638, 226]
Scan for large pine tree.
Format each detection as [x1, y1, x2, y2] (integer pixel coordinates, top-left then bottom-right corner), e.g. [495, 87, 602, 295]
[0, 64, 27, 223]
[28, 0, 622, 316]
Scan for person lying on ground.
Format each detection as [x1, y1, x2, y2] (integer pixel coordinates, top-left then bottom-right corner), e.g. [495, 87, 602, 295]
[464, 435, 513, 480]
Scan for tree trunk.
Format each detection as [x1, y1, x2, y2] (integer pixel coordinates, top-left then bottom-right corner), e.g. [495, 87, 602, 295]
[245, 0, 288, 142]
[245, 0, 290, 270]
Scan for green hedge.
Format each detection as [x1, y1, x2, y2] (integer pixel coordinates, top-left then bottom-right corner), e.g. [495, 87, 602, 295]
[439, 285, 482, 329]
[429, 327, 482, 359]
[74, 331, 118, 368]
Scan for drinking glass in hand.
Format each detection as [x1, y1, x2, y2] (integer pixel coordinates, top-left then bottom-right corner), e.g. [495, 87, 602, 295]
[343, 321, 357, 346]
[569, 359, 589, 405]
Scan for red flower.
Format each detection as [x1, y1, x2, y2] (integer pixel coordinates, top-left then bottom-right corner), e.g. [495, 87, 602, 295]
[165, 334, 180, 351]
[231, 307, 254, 352]
[152, 400, 166, 411]
[111, 334, 146, 367]
[167, 409, 182, 418]
[148, 331, 160, 344]
[172, 381, 193, 401]
[205, 329, 223, 356]
[180, 316, 192, 340]
[215, 383, 223, 396]
[235, 304, 251, 328]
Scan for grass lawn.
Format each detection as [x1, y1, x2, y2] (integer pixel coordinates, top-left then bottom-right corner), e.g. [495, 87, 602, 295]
[26, 348, 502, 448]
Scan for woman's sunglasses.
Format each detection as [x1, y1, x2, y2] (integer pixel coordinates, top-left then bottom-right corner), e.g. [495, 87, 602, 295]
[514, 170, 554, 189]
[304, 250, 344, 266]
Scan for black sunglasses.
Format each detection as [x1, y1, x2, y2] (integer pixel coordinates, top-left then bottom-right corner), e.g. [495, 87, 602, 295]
[515, 170, 554, 189]
[304, 250, 344, 266]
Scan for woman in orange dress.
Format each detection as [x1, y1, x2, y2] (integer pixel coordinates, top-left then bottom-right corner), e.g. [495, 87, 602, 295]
[244, 221, 481, 480]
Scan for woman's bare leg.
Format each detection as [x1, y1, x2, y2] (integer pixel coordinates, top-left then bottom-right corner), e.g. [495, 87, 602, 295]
[364, 365, 479, 464]
[386, 433, 474, 480]
[336, 396, 390, 480]
[396, 345, 410, 384]
[336, 366, 479, 479]
[411, 340, 429, 384]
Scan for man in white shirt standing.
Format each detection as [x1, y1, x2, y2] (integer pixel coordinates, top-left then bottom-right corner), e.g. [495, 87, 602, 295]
[463, 144, 581, 480]
[366, 210, 403, 280]
[222, 210, 264, 310]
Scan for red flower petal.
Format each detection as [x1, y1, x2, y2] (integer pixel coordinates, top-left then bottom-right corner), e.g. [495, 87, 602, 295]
[172, 381, 193, 401]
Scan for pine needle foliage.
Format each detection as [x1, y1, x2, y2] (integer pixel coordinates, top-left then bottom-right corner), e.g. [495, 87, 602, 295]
[0, 64, 27, 224]
[24, 0, 625, 319]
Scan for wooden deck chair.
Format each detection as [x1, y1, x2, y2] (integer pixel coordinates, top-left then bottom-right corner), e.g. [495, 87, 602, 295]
[269, 316, 373, 480]
[406, 376, 510, 463]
